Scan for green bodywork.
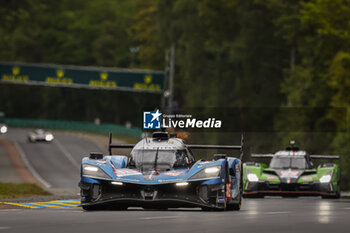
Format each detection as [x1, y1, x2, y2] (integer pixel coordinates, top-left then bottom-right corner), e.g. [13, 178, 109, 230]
[243, 162, 340, 191]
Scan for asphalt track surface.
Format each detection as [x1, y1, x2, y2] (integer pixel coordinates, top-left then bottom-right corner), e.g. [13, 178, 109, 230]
[2, 128, 350, 233]
[0, 198, 350, 233]
[5, 128, 107, 194]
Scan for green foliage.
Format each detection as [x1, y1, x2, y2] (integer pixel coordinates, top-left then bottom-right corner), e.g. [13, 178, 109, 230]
[1, 0, 350, 188]
[0, 183, 50, 199]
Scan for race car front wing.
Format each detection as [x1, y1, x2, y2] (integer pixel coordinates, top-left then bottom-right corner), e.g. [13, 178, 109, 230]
[243, 180, 337, 197]
[79, 179, 232, 209]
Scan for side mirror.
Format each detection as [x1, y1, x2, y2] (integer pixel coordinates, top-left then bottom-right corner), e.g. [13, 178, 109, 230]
[90, 152, 103, 160]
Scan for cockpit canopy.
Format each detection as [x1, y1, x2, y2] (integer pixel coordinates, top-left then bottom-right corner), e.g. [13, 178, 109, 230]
[129, 148, 194, 171]
[269, 156, 311, 170]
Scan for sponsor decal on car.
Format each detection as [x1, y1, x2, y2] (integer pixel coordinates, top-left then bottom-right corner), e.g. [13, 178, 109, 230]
[164, 170, 184, 176]
[279, 169, 300, 179]
[197, 161, 212, 168]
[115, 178, 140, 182]
[158, 179, 183, 183]
[115, 169, 142, 177]
[301, 176, 313, 181]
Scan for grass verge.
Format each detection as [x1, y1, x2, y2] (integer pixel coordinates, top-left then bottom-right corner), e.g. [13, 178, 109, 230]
[0, 183, 50, 199]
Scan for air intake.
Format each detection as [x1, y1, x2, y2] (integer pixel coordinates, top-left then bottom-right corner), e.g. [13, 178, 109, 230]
[152, 131, 169, 140]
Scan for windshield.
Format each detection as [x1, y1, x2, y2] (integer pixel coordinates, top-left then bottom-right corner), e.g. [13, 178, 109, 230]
[269, 157, 307, 169]
[129, 149, 190, 171]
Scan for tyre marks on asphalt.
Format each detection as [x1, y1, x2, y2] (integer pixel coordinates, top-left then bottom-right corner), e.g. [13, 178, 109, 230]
[5, 128, 105, 190]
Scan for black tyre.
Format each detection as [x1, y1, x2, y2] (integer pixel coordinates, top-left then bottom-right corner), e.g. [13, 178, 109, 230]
[226, 201, 241, 211]
[322, 181, 341, 199]
[226, 165, 243, 211]
[322, 191, 340, 199]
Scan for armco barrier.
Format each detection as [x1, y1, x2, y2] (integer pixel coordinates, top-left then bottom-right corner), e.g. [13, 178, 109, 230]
[6, 118, 142, 139]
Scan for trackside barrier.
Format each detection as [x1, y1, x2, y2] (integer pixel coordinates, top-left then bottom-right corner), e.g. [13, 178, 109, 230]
[6, 118, 142, 139]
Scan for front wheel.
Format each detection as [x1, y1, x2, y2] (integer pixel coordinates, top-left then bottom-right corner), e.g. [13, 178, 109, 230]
[227, 167, 243, 211]
[322, 182, 341, 199]
[226, 192, 242, 211]
[226, 201, 241, 211]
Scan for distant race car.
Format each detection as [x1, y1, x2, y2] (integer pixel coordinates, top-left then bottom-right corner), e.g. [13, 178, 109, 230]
[0, 124, 7, 134]
[27, 129, 54, 142]
[243, 141, 340, 198]
[79, 131, 243, 211]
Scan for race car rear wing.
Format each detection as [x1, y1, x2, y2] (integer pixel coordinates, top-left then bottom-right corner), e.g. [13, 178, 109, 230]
[251, 154, 274, 158]
[108, 133, 134, 154]
[108, 132, 244, 159]
[310, 155, 340, 159]
[187, 133, 244, 160]
[187, 145, 242, 150]
[250, 154, 340, 159]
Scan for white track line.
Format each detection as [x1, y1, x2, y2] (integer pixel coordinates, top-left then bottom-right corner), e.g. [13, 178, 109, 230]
[54, 139, 80, 169]
[14, 142, 51, 188]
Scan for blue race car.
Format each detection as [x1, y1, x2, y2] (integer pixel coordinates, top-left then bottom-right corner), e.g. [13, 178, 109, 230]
[79, 131, 243, 211]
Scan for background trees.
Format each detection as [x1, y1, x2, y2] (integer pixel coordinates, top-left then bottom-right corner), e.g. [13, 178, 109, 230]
[1, 0, 350, 188]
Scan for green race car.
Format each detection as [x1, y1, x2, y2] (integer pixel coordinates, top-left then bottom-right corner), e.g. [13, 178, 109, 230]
[243, 142, 340, 198]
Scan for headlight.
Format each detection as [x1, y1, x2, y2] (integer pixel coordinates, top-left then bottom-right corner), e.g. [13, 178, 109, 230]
[176, 182, 189, 186]
[111, 181, 123, 186]
[82, 165, 111, 179]
[205, 166, 220, 174]
[320, 174, 332, 183]
[247, 173, 259, 182]
[189, 166, 221, 180]
[0, 125, 7, 133]
[45, 134, 54, 141]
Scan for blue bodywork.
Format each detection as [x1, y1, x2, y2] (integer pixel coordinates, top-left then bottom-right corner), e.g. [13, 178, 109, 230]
[82, 156, 239, 187]
[79, 133, 243, 210]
